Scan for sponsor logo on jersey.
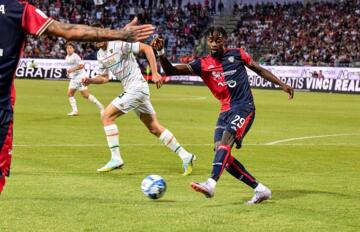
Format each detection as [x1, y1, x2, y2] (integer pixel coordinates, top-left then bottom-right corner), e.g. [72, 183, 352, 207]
[0, 5, 5, 14]
[0, 48, 3, 57]
[228, 56, 234, 63]
[211, 71, 222, 80]
[223, 70, 236, 76]
[101, 55, 117, 68]
[218, 80, 237, 88]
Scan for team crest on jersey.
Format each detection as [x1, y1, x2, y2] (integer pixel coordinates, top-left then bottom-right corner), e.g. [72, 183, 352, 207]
[228, 56, 234, 63]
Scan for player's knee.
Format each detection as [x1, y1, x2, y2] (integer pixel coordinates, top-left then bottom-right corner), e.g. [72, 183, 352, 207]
[148, 126, 162, 137]
[80, 92, 89, 99]
[101, 113, 112, 125]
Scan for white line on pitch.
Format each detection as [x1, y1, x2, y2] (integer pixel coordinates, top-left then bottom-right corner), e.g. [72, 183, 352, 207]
[265, 133, 360, 145]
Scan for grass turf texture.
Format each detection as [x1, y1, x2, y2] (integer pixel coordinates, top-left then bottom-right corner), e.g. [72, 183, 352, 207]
[0, 79, 359, 232]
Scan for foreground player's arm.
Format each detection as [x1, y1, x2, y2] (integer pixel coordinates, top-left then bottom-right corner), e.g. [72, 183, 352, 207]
[246, 61, 294, 99]
[22, 4, 154, 42]
[82, 74, 109, 86]
[150, 36, 192, 76]
[45, 18, 154, 42]
[139, 43, 163, 88]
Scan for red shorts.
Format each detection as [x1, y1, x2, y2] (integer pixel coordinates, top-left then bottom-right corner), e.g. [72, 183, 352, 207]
[0, 109, 13, 194]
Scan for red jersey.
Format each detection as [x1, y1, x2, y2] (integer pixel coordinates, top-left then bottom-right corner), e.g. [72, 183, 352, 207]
[188, 48, 255, 112]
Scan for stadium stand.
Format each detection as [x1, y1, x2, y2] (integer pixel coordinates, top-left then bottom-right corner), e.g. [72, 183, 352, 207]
[24, 0, 211, 63]
[24, 0, 359, 67]
[230, 0, 360, 67]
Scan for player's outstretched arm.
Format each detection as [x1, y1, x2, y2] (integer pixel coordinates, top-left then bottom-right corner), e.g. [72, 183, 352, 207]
[139, 43, 163, 88]
[150, 36, 192, 76]
[246, 61, 294, 99]
[45, 17, 154, 42]
[67, 64, 84, 74]
[82, 74, 109, 86]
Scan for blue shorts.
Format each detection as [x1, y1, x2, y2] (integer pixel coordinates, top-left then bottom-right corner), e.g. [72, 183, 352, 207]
[214, 106, 255, 149]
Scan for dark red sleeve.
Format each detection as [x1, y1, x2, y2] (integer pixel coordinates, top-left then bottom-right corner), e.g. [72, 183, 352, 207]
[22, 3, 54, 36]
[239, 48, 253, 65]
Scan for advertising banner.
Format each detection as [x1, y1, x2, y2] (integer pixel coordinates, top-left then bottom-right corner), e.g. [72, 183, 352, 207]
[16, 59, 360, 94]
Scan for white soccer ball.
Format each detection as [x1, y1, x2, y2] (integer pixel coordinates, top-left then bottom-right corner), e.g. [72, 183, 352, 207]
[141, 175, 167, 200]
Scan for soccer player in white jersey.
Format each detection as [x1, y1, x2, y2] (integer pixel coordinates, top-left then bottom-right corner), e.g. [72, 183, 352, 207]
[82, 38, 195, 176]
[65, 42, 104, 116]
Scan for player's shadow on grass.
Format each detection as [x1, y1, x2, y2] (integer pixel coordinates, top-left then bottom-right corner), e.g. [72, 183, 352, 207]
[274, 189, 350, 200]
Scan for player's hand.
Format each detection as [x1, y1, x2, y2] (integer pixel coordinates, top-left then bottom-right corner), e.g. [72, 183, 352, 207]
[150, 35, 165, 51]
[152, 72, 164, 89]
[81, 77, 91, 86]
[123, 17, 155, 42]
[281, 84, 294, 99]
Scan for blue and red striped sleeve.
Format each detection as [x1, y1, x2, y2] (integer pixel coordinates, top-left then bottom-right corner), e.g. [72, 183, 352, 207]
[239, 48, 252, 65]
[187, 58, 202, 76]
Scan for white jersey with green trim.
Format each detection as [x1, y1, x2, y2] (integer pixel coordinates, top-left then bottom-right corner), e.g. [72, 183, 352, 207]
[97, 41, 148, 92]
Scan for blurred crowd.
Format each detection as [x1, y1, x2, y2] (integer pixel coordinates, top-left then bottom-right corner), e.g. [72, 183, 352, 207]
[230, 0, 360, 67]
[24, 0, 212, 65]
[24, 0, 360, 67]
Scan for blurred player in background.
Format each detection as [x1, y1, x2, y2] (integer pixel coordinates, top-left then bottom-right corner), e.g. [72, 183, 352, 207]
[0, 0, 154, 194]
[65, 42, 104, 116]
[151, 27, 294, 204]
[82, 29, 195, 176]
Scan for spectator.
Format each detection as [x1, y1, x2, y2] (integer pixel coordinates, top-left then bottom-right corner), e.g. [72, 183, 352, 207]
[25, 0, 211, 64]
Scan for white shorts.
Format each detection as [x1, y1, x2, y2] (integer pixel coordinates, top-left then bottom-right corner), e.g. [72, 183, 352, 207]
[111, 90, 155, 116]
[68, 79, 88, 91]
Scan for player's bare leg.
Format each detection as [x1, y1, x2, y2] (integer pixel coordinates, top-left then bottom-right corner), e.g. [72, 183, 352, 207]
[80, 89, 104, 115]
[97, 104, 125, 172]
[67, 88, 79, 116]
[139, 113, 196, 176]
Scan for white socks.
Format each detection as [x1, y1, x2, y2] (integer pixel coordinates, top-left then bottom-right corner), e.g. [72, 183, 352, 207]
[207, 178, 217, 189]
[159, 129, 191, 162]
[104, 124, 123, 163]
[69, 96, 78, 112]
[255, 183, 267, 192]
[88, 94, 104, 111]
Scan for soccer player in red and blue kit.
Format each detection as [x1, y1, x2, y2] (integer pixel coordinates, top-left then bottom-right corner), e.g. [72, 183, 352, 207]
[151, 27, 294, 204]
[0, 0, 155, 194]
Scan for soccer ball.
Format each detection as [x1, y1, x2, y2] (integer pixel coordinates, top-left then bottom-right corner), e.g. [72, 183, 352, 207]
[141, 175, 167, 200]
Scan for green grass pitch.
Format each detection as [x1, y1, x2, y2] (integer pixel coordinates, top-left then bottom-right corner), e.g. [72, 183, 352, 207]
[0, 79, 359, 232]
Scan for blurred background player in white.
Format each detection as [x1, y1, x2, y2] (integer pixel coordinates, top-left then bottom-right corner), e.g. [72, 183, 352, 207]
[82, 30, 195, 176]
[65, 42, 104, 116]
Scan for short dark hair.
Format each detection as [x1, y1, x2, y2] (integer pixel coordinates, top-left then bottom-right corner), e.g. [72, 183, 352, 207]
[205, 26, 227, 39]
[65, 41, 75, 48]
